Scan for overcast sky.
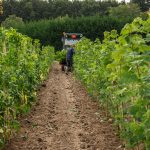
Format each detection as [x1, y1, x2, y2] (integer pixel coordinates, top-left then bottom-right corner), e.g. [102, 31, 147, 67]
[117, 0, 130, 2]
[102, 0, 131, 2]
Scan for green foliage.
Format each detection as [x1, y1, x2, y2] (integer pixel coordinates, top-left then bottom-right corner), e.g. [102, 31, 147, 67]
[140, 12, 149, 21]
[55, 50, 67, 64]
[131, 0, 150, 11]
[0, 28, 54, 147]
[74, 16, 150, 149]
[1, 15, 24, 29]
[108, 3, 141, 20]
[15, 15, 132, 50]
[0, 0, 119, 22]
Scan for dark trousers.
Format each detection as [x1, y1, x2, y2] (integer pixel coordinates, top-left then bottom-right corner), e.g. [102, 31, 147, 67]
[66, 59, 73, 72]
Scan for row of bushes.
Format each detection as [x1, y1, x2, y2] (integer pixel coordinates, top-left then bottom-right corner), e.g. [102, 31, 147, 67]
[0, 28, 54, 147]
[74, 16, 150, 149]
[16, 15, 133, 50]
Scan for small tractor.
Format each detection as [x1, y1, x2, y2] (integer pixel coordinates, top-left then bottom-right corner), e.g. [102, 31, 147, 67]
[62, 32, 83, 50]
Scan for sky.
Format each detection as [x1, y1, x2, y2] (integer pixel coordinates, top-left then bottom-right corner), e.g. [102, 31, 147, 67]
[102, 0, 131, 3]
[117, 0, 130, 2]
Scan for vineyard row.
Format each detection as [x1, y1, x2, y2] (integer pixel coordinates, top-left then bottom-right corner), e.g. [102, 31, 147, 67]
[74, 16, 150, 149]
[0, 28, 54, 148]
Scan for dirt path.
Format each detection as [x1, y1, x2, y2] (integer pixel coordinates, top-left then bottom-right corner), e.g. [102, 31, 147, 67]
[4, 62, 123, 150]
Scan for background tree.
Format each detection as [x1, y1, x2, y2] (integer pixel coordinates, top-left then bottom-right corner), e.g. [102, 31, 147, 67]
[131, 0, 150, 11]
[2, 14, 24, 28]
[0, 0, 3, 15]
[0, 0, 119, 22]
[108, 3, 141, 19]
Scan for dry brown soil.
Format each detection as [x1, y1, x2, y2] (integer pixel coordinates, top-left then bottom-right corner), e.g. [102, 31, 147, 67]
[4, 62, 123, 150]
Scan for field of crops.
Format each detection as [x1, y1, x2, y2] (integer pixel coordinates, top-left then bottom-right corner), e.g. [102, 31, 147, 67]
[0, 12, 150, 150]
[74, 16, 150, 149]
[0, 28, 54, 147]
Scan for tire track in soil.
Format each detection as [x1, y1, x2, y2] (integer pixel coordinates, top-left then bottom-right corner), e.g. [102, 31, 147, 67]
[3, 62, 123, 150]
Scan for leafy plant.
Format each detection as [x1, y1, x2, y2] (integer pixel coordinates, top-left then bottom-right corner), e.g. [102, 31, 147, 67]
[74, 16, 150, 149]
[55, 50, 67, 64]
[0, 27, 54, 148]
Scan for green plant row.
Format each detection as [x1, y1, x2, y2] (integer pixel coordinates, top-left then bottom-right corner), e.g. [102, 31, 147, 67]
[74, 16, 150, 149]
[55, 50, 67, 63]
[0, 28, 54, 148]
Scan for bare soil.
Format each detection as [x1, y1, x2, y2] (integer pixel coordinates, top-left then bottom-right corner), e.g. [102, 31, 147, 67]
[3, 62, 123, 150]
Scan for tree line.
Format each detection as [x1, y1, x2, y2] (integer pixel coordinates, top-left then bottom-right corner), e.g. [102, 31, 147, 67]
[1, 0, 119, 22]
[1, 0, 149, 23]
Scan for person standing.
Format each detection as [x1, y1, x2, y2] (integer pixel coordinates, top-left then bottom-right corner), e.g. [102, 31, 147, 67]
[66, 45, 75, 73]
